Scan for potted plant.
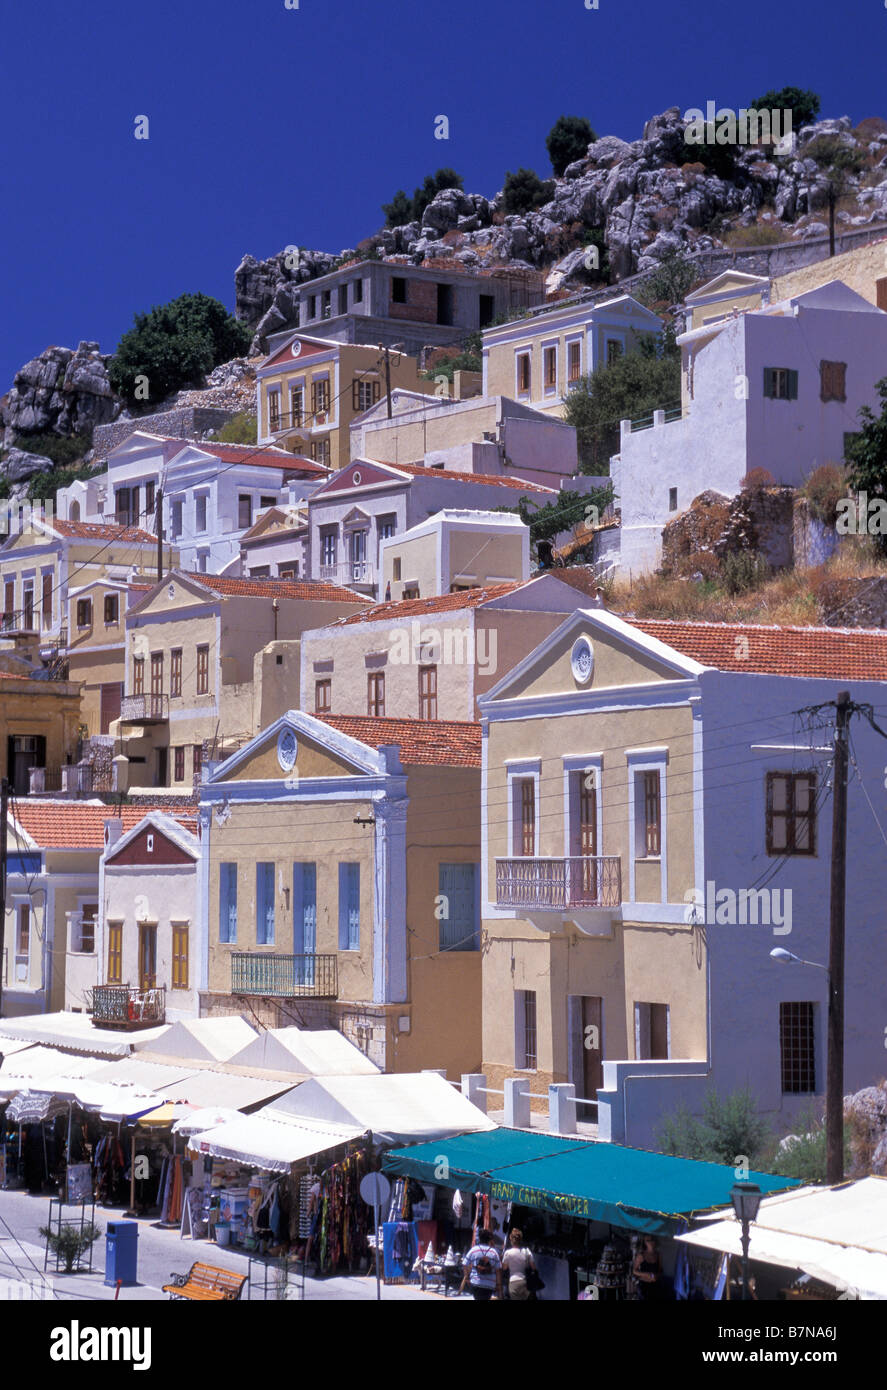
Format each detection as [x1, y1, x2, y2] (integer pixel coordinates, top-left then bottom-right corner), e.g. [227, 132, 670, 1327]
[40, 1221, 101, 1273]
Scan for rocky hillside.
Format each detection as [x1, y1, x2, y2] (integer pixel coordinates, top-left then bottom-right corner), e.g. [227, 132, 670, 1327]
[235, 107, 887, 348]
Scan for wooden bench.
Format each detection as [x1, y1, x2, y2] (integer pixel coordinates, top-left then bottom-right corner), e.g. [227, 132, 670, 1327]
[162, 1262, 247, 1301]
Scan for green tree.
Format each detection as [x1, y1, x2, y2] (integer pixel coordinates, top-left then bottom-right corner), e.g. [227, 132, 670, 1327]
[844, 377, 887, 554]
[635, 251, 701, 309]
[423, 332, 482, 385]
[382, 189, 412, 228]
[214, 412, 258, 445]
[806, 135, 866, 255]
[749, 86, 821, 128]
[546, 115, 597, 176]
[562, 329, 680, 473]
[502, 168, 555, 216]
[658, 1088, 771, 1165]
[109, 293, 251, 409]
[411, 168, 463, 220]
[497, 484, 614, 546]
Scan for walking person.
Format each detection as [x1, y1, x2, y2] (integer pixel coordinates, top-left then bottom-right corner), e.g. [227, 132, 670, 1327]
[459, 1227, 503, 1300]
[501, 1227, 537, 1300]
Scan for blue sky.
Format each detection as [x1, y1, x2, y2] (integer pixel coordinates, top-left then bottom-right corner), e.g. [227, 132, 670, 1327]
[1, 0, 884, 393]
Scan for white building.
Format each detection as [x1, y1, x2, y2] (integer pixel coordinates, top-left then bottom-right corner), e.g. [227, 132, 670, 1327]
[378, 509, 530, 602]
[612, 280, 887, 574]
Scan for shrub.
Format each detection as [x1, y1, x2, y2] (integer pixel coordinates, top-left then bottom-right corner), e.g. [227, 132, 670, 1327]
[26, 462, 100, 505]
[748, 86, 821, 129]
[657, 1087, 770, 1166]
[740, 466, 775, 493]
[802, 463, 846, 526]
[40, 1221, 101, 1273]
[382, 189, 412, 228]
[383, 169, 464, 227]
[12, 433, 91, 468]
[546, 115, 597, 176]
[764, 1110, 852, 1183]
[109, 293, 251, 409]
[725, 222, 786, 247]
[502, 168, 555, 216]
[213, 412, 257, 445]
[721, 549, 770, 594]
[635, 251, 701, 308]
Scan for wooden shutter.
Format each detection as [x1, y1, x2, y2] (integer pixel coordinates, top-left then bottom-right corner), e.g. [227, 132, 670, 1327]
[338, 863, 360, 950]
[438, 863, 478, 951]
[787, 369, 799, 400]
[763, 367, 775, 398]
[521, 780, 535, 856]
[172, 925, 189, 990]
[644, 771, 661, 855]
[220, 864, 237, 943]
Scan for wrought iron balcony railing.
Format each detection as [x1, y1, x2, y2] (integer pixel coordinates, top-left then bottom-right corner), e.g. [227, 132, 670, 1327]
[495, 855, 622, 911]
[120, 693, 169, 723]
[230, 952, 338, 999]
[92, 985, 166, 1030]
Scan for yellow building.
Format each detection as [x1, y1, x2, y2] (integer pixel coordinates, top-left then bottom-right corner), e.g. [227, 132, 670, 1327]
[0, 670, 83, 795]
[256, 333, 437, 470]
[200, 710, 482, 1077]
[479, 607, 704, 1116]
[65, 578, 153, 737]
[117, 570, 369, 792]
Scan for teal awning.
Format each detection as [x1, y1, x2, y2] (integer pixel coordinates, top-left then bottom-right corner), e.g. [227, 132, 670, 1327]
[383, 1129, 800, 1236]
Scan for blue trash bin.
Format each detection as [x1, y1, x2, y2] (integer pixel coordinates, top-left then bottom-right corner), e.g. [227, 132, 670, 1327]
[105, 1220, 138, 1287]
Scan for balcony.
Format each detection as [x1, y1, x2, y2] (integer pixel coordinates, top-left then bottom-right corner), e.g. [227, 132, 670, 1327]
[495, 855, 622, 911]
[1, 609, 38, 637]
[120, 693, 169, 723]
[230, 952, 338, 999]
[318, 561, 375, 589]
[91, 985, 166, 1030]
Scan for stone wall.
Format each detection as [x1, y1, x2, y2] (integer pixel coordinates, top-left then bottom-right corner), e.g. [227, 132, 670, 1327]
[792, 496, 841, 570]
[817, 576, 887, 628]
[92, 405, 238, 459]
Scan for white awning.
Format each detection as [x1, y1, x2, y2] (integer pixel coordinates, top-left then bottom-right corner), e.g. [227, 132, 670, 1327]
[133, 1017, 259, 1063]
[229, 1026, 379, 1076]
[0, 1048, 107, 1098]
[263, 1071, 496, 1145]
[185, 1114, 365, 1174]
[158, 1070, 292, 1110]
[0, 1012, 168, 1056]
[171, 1106, 243, 1138]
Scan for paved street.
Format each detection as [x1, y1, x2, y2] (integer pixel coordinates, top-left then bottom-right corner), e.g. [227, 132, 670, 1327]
[0, 1189, 440, 1303]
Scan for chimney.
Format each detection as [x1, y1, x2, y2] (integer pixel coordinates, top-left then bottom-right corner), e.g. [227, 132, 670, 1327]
[104, 818, 124, 851]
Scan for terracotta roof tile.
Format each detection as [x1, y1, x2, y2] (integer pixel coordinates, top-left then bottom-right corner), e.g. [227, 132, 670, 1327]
[632, 619, 887, 680]
[51, 520, 157, 544]
[186, 443, 327, 474]
[389, 463, 556, 493]
[331, 581, 524, 626]
[9, 802, 198, 850]
[184, 573, 366, 603]
[320, 715, 481, 768]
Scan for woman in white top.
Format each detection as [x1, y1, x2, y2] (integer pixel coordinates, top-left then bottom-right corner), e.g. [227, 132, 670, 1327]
[501, 1227, 536, 1300]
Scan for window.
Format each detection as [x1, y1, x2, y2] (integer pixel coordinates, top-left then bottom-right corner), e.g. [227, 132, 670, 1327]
[107, 921, 123, 983]
[279, 563, 299, 578]
[780, 1001, 816, 1093]
[311, 437, 331, 466]
[402, 583, 420, 599]
[635, 1002, 669, 1060]
[767, 772, 816, 855]
[353, 278, 363, 303]
[115, 487, 133, 526]
[16, 905, 30, 961]
[293, 863, 317, 972]
[170, 648, 182, 697]
[515, 990, 537, 1069]
[517, 778, 535, 856]
[479, 293, 495, 328]
[763, 367, 798, 400]
[568, 340, 582, 382]
[79, 904, 97, 955]
[668, 487, 678, 512]
[171, 924, 189, 990]
[820, 360, 846, 403]
[353, 379, 381, 412]
[312, 379, 330, 415]
[310, 295, 317, 319]
[133, 655, 145, 695]
[219, 863, 237, 943]
[3, 580, 14, 623]
[378, 513, 396, 542]
[438, 863, 479, 951]
[315, 679, 331, 714]
[171, 500, 183, 537]
[22, 584, 34, 629]
[289, 385, 303, 426]
[103, 593, 119, 625]
[606, 339, 624, 365]
[42, 572, 53, 629]
[321, 290, 331, 319]
[196, 645, 209, 695]
[150, 651, 163, 696]
[320, 530, 337, 567]
[543, 345, 557, 389]
[637, 770, 661, 857]
[338, 285, 348, 315]
[192, 744, 202, 781]
[338, 863, 360, 950]
[516, 352, 531, 394]
[174, 746, 185, 781]
[195, 495, 207, 532]
[367, 672, 385, 716]
[76, 598, 92, 629]
[269, 392, 281, 431]
[238, 494, 252, 529]
[418, 664, 437, 719]
[391, 277, 407, 304]
[145, 481, 155, 518]
[392, 558, 402, 581]
[256, 862, 275, 945]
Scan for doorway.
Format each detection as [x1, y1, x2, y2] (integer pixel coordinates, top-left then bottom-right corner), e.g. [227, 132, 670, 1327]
[138, 923, 157, 990]
[568, 994, 603, 1120]
[7, 735, 46, 795]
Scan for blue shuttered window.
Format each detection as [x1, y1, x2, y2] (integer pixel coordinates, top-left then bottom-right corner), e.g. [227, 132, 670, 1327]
[293, 863, 317, 985]
[438, 863, 479, 951]
[338, 863, 360, 951]
[219, 863, 237, 943]
[256, 862, 275, 946]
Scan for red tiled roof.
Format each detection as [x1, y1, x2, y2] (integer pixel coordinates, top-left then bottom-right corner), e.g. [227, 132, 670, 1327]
[9, 803, 198, 850]
[389, 463, 556, 493]
[51, 520, 157, 544]
[632, 619, 887, 680]
[188, 443, 327, 474]
[332, 582, 524, 626]
[320, 715, 482, 767]
[185, 572, 366, 603]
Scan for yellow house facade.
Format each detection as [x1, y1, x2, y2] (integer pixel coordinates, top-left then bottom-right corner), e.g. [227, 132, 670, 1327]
[256, 333, 437, 470]
[199, 710, 482, 1077]
[479, 608, 706, 1119]
[0, 670, 83, 795]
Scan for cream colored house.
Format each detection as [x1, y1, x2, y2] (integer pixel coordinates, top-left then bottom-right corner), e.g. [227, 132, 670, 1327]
[378, 510, 529, 603]
[65, 578, 149, 737]
[238, 505, 307, 579]
[116, 571, 369, 792]
[299, 572, 594, 721]
[256, 333, 437, 469]
[482, 295, 664, 418]
[0, 669, 83, 796]
[199, 710, 482, 1077]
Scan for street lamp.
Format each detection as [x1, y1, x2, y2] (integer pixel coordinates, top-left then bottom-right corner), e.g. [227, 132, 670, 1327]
[731, 1182, 762, 1300]
[769, 948, 828, 972]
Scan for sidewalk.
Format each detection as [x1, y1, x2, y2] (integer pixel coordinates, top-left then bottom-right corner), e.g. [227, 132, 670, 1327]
[0, 1188, 443, 1302]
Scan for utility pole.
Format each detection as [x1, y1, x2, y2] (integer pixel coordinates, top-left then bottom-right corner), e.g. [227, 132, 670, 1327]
[826, 690, 851, 1184]
[154, 486, 164, 582]
[0, 779, 8, 1017]
[383, 345, 393, 419]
